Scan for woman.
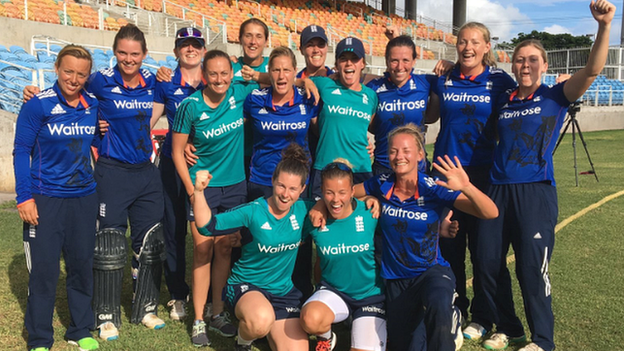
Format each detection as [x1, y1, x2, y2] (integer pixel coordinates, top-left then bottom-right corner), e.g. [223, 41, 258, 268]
[309, 37, 378, 199]
[192, 144, 313, 351]
[14, 45, 99, 351]
[475, 2, 615, 351]
[367, 35, 437, 175]
[301, 161, 386, 351]
[357, 123, 498, 351]
[429, 21, 517, 340]
[172, 49, 259, 346]
[244, 46, 319, 200]
[232, 18, 270, 81]
[151, 27, 206, 324]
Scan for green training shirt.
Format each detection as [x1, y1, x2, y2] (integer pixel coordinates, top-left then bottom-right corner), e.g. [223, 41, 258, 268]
[198, 197, 315, 296]
[311, 76, 378, 173]
[308, 199, 383, 300]
[172, 82, 258, 187]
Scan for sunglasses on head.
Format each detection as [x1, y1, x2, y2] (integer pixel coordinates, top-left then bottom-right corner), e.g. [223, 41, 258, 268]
[322, 162, 352, 174]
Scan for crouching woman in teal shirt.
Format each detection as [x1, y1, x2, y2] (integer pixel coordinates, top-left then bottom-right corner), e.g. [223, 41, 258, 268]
[192, 144, 313, 351]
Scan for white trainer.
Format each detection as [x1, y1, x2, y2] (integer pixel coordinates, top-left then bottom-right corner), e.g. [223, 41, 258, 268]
[141, 312, 165, 330]
[167, 299, 187, 320]
[97, 322, 119, 341]
[518, 343, 546, 351]
[463, 322, 487, 340]
[452, 306, 464, 351]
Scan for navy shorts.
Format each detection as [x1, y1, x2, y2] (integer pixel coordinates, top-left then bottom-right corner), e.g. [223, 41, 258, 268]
[187, 180, 246, 234]
[223, 283, 303, 320]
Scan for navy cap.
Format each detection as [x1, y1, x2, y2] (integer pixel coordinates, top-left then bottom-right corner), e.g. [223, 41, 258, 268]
[300, 25, 328, 48]
[335, 37, 365, 60]
[175, 27, 205, 48]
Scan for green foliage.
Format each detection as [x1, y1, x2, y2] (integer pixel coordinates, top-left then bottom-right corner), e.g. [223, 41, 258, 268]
[504, 30, 593, 50]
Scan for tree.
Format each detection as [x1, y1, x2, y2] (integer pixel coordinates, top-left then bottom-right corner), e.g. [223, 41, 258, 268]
[502, 30, 593, 50]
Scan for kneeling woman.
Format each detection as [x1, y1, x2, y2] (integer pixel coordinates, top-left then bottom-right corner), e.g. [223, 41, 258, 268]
[191, 144, 312, 351]
[356, 123, 498, 351]
[301, 161, 386, 351]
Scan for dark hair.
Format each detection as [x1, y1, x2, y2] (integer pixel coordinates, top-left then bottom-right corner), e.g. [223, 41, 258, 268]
[385, 35, 417, 61]
[202, 49, 232, 72]
[321, 159, 354, 187]
[239, 18, 269, 42]
[56, 45, 93, 73]
[113, 24, 147, 54]
[273, 143, 310, 186]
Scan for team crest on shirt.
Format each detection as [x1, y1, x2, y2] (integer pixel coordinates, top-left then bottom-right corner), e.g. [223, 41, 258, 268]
[486, 81, 493, 90]
[417, 196, 425, 207]
[299, 104, 307, 115]
[289, 215, 300, 230]
[363, 94, 369, 104]
[355, 216, 364, 232]
[410, 79, 417, 90]
[147, 90, 153, 95]
[228, 96, 236, 109]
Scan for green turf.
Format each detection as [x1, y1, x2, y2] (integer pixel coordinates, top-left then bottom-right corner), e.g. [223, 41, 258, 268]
[1, 130, 623, 350]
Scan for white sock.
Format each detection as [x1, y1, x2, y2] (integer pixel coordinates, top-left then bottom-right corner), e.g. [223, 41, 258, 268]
[237, 335, 254, 345]
[318, 330, 332, 340]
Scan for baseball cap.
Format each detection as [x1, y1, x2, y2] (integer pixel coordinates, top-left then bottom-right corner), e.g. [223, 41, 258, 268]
[335, 37, 365, 60]
[175, 27, 205, 48]
[300, 25, 328, 48]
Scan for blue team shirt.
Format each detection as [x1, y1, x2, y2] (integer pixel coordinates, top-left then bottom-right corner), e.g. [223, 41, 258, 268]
[367, 72, 435, 169]
[432, 65, 516, 166]
[13, 83, 98, 204]
[491, 83, 570, 186]
[89, 65, 156, 164]
[363, 173, 459, 279]
[153, 66, 205, 159]
[244, 86, 319, 186]
[296, 66, 334, 79]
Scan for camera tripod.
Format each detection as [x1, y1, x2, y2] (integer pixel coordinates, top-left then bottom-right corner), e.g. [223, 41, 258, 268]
[553, 102, 598, 187]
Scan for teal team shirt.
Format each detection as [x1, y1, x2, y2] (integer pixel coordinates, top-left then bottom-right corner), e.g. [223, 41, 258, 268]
[311, 77, 378, 173]
[198, 198, 315, 296]
[308, 199, 383, 300]
[232, 56, 269, 82]
[172, 82, 258, 187]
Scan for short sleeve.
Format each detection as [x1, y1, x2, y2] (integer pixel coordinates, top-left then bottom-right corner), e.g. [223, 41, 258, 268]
[172, 98, 194, 134]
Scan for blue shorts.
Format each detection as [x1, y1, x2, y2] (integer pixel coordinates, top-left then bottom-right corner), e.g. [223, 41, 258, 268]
[224, 283, 302, 320]
[186, 180, 246, 234]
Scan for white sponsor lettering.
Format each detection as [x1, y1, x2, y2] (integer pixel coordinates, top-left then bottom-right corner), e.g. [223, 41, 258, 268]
[319, 243, 370, 255]
[442, 92, 491, 103]
[361, 306, 385, 314]
[327, 105, 371, 121]
[257, 241, 301, 253]
[260, 121, 307, 131]
[201, 118, 244, 139]
[47, 123, 96, 136]
[98, 314, 113, 320]
[378, 99, 426, 112]
[113, 99, 153, 109]
[499, 106, 542, 120]
[382, 204, 428, 220]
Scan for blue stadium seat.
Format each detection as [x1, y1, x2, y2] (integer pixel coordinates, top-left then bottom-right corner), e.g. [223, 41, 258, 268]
[9, 45, 27, 54]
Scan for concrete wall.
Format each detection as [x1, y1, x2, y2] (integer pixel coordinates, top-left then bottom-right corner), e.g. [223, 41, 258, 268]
[2, 106, 622, 192]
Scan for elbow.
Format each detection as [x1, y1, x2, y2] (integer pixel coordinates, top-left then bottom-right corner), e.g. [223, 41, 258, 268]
[482, 206, 499, 220]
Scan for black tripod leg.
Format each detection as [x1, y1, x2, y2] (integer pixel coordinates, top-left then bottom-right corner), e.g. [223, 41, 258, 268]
[554, 117, 573, 155]
[573, 118, 599, 182]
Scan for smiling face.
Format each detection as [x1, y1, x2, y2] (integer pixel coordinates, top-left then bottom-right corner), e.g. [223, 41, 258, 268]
[175, 39, 206, 69]
[114, 38, 146, 79]
[302, 37, 328, 71]
[269, 55, 296, 99]
[456, 27, 491, 76]
[322, 176, 355, 220]
[512, 44, 548, 93]
[336, 52, 364, 89]
[240, 23, 267, 63]
[271, 172, 306, 215]
[387, 45, 415, 88]
[203, 56, 232, 97]
[388, 133, 424, 177]
[55, 55, 91, 102]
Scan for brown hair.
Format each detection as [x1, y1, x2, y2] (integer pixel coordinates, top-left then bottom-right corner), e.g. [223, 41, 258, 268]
[202, 49, 232, 72]
[239, 18, 269, 42]
[512, 39, 548, 64]
[269, 46, 297, 70]
[273, 143, 310, 186]
[113, 24, 147, 54]
[56, 45, 93, 73]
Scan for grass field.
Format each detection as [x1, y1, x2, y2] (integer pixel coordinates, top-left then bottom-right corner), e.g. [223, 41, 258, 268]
[1, 129, 623, 351]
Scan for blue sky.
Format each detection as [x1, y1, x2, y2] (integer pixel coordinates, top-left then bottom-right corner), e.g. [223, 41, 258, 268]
[392, 0, 622, 44]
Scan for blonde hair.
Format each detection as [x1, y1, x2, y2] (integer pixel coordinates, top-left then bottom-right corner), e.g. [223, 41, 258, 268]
[387, 123, 426, 154]
[56, 45, 93, 73]
[456, 22, 497, 68]
[512, 39, 548, 64]
[269, 46, 297, 70]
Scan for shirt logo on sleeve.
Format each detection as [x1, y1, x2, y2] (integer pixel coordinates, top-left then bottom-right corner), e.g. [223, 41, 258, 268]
[261, 222, 272, 230]
[174, 88, 184, 95]
[51, 104, 66, 115]
[111, 86, 122, 94]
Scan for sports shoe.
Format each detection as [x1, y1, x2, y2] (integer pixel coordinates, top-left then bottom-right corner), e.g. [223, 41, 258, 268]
[97, 322, 118, 341]
[30, 348, 50, 351]
[68, 337, 99, 350]
[234, 343, 252, 351]
[192, 320, 211, 347]
[483, 332, 527, 350]
[463, 322, 487, 340]
[518, 343, 546, 351]
[168, 299, 187, 320]
[451, 306, 463, 351]
[142, 313, 165, 330]
[315, 332, 336, 351]
[210, 311, 237, 337]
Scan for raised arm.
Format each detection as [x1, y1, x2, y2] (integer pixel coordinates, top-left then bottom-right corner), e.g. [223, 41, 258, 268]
[563, 0, 615, 101]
